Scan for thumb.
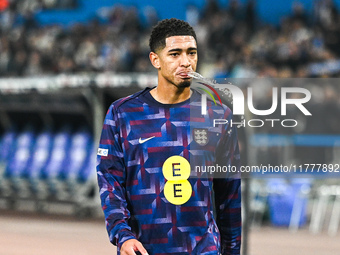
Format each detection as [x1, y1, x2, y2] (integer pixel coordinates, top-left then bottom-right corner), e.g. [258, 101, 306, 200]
[134, 241, 148, 255]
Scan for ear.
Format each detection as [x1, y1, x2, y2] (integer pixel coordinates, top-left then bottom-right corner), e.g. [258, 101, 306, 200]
[149, 52, 160, 69]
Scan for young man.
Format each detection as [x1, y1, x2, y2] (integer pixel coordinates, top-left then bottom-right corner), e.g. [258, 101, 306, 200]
[97, 18, 241, 255]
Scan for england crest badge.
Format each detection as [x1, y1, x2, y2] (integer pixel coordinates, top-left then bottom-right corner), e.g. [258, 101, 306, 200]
[193, 128, 209, 146]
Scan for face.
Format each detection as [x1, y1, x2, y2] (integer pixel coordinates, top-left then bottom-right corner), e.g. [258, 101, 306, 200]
[150, 35, 198, 88]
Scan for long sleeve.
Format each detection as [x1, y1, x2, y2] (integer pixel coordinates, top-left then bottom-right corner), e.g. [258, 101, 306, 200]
[214, 109, 242, 255]
[96, 104, 136, 249]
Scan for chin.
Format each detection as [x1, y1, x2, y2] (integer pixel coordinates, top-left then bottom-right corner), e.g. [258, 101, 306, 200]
[178, 80, 191, 88]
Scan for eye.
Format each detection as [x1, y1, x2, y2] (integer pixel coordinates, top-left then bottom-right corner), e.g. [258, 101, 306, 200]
[189, 51, 197, 56]
[170, 52, 179, 57]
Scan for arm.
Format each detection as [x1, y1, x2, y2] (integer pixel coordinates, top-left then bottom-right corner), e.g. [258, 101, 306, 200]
[96, 104, 136, 249]
[214, 109, 242, 255]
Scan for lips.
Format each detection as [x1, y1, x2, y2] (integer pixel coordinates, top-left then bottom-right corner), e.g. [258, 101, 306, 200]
[177, 71, 191, 78]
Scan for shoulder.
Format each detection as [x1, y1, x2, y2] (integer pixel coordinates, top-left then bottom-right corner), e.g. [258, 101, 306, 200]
[109, 87, 151, 113]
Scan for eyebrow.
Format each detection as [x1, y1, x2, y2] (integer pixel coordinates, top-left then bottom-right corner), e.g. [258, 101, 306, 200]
[168, 47, 197, 53]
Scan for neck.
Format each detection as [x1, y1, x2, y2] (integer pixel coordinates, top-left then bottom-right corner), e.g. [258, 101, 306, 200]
[150, 85, 192, 104]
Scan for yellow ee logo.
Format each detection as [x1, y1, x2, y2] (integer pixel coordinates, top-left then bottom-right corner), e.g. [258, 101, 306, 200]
[162, 156, 192, 205]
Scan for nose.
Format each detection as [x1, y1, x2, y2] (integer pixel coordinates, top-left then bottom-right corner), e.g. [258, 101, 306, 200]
[180, 54, 191, 68]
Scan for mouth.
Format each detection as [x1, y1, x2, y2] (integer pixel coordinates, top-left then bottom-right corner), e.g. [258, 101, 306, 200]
[177, 72, 192, 79]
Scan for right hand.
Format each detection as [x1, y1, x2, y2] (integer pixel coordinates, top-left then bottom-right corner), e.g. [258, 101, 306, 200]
[120, 239, 149, 255]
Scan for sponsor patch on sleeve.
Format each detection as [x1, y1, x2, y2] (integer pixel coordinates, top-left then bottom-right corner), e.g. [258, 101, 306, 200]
[97, 148, 109, 157]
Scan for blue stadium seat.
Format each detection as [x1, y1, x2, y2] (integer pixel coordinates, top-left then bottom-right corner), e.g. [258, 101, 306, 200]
[43, 127, 71, 179]
[42, 126, 72, 195]
[78, 146, 96, 183]
[5, 126, 35, 196]
[0, 129, 17, 163]
[0, 129, 17, 196]
[267, 178, 310, 227]
[267, 179, 293, 226]
[60, 128, 92, 182]
[24, 130, 53, 179]
[24, 130, 53, 194]
[5, 127, 35, 178]
[289, 178, 311, 231]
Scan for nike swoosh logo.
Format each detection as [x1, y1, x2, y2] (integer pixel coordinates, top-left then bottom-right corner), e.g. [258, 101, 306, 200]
[139, 136, 155, 144]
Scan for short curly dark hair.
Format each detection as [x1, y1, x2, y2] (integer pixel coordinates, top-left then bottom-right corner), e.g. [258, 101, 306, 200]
[149, 18, 197, 53]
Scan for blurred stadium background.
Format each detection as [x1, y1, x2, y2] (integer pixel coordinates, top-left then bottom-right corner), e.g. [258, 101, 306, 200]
[0, 0, 340, 254]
